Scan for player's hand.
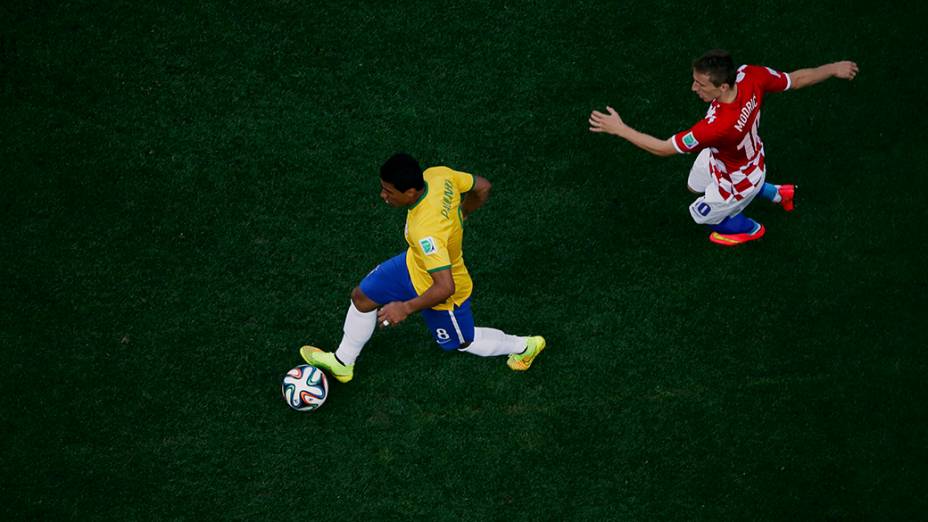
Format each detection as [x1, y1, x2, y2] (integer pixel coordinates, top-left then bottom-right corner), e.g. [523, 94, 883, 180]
[833, 61, 859, 80]
[589, 106, 626, 136]
[378, 301, 411, 327]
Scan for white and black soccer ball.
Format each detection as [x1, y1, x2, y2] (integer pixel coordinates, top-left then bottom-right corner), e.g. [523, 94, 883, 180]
[281, 365, 328, 412]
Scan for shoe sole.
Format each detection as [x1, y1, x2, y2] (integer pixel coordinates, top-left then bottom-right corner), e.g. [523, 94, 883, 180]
[709, 225, 766, 247]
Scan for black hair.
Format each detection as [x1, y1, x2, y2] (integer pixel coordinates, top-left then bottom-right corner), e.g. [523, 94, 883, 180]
[692, 49, 737, 88]
[380, 153, 424, 191]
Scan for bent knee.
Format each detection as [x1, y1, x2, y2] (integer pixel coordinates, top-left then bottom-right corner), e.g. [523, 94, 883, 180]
[350, 287, 378, 312]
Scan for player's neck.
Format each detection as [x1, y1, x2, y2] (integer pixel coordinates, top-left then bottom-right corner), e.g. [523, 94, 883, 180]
[717, 85, 738, 104]
[406, 187, 427, 209]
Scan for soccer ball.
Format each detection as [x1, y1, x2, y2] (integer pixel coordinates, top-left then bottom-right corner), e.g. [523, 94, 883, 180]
[281, 365, 328, 411]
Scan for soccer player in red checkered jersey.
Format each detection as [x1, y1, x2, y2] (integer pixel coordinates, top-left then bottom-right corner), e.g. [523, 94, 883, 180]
[589, 49, 858, 246]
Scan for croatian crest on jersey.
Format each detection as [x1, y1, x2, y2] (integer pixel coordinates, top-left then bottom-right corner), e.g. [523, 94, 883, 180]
[418, 236, 438, 255]
[705, 104, 718, 124]
[682, 132, 699, 149]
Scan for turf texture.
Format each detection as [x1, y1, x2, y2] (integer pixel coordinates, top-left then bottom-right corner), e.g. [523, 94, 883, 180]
[1, 1, 926, 520]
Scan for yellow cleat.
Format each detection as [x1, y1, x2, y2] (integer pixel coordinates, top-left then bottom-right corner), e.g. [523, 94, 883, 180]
[300, 346, 354, 383]
[507, 336, 546, 371]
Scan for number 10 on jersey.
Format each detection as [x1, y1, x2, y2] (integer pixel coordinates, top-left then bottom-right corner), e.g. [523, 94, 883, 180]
[737, 111, 763, 160]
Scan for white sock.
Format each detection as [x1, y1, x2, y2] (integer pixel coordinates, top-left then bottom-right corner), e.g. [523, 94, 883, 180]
[334, 301, 376, 365]
[772, 185, 783, 203]
[458, 327, 526, 357]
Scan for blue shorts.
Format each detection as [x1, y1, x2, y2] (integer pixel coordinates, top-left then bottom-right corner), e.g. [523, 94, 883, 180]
[360, 252, 475, 350]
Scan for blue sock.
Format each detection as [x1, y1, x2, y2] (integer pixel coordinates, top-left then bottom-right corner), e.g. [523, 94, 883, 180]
[758, 182, 779, 202]
[711, 213, 759, 234]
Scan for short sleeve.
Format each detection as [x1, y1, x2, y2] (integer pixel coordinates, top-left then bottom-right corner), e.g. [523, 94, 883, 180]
[744, 64, 791, 93]
[450, 168, 476, 193]
[411, 234, 452, 273]
[672, 117, 722, 154]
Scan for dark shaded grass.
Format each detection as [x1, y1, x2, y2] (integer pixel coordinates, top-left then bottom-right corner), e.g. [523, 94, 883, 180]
[2, 1, 926, 520]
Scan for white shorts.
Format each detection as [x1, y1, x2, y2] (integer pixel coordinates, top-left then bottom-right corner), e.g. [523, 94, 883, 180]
[686, 149, 765, 225]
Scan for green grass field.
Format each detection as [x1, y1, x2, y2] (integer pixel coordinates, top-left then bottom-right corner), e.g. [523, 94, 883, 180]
[2, 1, 926, 520]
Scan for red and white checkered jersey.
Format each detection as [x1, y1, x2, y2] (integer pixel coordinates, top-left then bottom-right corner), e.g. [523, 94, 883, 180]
[672, 65, 791, 201]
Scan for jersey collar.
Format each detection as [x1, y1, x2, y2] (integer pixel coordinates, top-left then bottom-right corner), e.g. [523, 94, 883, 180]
[408, 182, 429, 210]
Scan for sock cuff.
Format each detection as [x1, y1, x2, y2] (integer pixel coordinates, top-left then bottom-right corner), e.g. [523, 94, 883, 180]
[759, 182, 779, 202]
[712, 214, 757, 234]
[348, 300, 377, 317]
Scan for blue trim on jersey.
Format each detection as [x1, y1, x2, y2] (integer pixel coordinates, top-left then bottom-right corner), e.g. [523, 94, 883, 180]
[359, 252, 475, 350]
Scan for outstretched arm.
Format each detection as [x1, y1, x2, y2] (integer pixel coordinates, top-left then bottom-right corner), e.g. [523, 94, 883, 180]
[789, 61, 859, 90]
[589, 106, 677, 157]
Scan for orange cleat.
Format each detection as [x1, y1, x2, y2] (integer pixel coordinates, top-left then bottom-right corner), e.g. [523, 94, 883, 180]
[778, 184, 796, 212]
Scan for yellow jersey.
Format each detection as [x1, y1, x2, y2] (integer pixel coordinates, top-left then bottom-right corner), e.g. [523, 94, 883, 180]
[404, 166, 476, 311]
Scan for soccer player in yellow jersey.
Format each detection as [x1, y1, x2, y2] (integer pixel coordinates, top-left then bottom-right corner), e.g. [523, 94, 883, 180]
[300, 153, 545, 383]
